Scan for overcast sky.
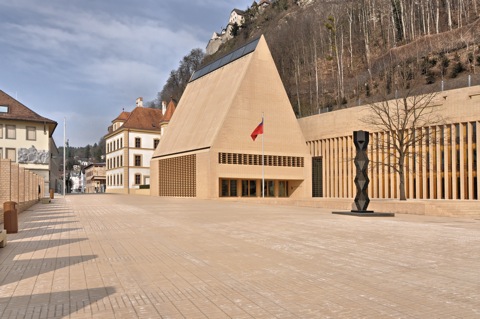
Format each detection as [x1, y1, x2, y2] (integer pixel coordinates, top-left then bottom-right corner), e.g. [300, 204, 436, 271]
[0, 0, 252, 147]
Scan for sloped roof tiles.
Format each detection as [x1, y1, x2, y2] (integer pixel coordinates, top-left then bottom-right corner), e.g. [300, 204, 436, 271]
[0, 90, 57, 135]
[114, 111, 131, 122]
[122, 107, 163, 131]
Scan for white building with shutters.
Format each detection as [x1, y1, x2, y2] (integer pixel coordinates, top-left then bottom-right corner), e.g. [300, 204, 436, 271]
[0, 90, 59, 193]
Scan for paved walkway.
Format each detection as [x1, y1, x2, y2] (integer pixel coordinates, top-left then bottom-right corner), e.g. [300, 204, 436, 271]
[0, 194, 479, 318]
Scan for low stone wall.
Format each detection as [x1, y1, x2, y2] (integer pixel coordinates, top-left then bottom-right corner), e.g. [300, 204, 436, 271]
[221, 197, 480, 218]
[106, 188, 150, 195]
[130, 188, 150, 196]
[0, 159, 45, 225]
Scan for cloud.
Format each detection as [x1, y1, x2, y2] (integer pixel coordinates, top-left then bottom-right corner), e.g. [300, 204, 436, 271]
[0, 0, 255, 146]
[1, 2, 206, 98]
[81, 57, 162, 100]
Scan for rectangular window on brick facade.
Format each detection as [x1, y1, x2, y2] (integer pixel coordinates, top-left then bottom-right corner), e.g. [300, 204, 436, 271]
[27, 126, 36, 140]
[134, 155, 142, 166]
[6, 148, 16, 162]
[279, 181, 288, 197]
[264, 180, 275, 197]
[220, 179, 238, 197]
[0, 124, 3, 139]
[135, 137, 141, 148]
[6, 125, 16, 139]
[241, 180, 257, 197]
[0, 148, 3, 159]
[135, 174, 141, 185]
[154, 139, 159, 149]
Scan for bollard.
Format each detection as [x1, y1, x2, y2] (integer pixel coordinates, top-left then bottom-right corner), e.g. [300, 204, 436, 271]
[3, 201, 18, 234]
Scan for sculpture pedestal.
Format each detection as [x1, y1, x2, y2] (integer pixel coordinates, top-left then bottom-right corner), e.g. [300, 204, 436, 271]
[332, 211, 395, 217]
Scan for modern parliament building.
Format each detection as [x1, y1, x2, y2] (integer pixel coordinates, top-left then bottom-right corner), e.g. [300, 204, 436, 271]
[151, 35, 480, 217]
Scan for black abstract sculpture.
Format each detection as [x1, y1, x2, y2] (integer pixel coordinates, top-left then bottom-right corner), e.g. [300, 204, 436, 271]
[352, 130, 371, 212]
[332, 130, 394, 216]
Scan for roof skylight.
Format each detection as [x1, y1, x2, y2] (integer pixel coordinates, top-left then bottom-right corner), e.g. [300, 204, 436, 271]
[190, 37, 260, 83]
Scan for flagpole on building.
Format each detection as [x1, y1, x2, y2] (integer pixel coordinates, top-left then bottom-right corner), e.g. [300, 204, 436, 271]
[262, 113, 264, 198]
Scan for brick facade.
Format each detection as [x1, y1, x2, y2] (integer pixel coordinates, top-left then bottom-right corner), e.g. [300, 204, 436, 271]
[0, 159, 45, 224]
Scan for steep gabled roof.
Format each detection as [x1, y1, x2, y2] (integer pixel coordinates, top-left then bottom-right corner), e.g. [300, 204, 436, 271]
[122, 107, 163, 131]
[161, 99, 177, 123]
[0, 90, 57, 136]
[153, 35, 309, 159]
[191, 37, 260, 82]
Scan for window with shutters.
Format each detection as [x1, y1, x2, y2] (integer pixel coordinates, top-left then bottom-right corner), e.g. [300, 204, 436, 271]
[6, 148, 16, 162]
[6, 125, 15, 139]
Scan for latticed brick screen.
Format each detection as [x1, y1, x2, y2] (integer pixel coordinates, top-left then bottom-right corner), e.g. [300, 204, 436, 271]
[218, 152, 304, 167]
[158, 154, 196, 197]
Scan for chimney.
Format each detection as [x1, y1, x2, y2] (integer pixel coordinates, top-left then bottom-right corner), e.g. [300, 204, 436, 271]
[162, 101, 167, 115]
[136, 97, 143, 108]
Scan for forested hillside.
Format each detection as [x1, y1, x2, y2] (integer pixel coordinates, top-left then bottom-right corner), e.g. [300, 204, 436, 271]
[158, 0, 480, 117]
[59, 137, 105, 170]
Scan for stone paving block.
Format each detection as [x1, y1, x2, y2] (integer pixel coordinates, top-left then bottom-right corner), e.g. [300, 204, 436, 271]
[0, 194, 479, 318]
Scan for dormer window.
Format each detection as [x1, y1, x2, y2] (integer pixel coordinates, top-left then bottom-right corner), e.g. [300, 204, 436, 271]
[0, 105, 8, 113]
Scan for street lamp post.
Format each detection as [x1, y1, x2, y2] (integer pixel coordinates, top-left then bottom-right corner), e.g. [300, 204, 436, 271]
[63, 117, 66, 197]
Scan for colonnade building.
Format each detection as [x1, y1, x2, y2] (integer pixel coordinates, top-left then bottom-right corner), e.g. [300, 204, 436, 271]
[299, 86, 480, 215]
[150, 35, 480, 216]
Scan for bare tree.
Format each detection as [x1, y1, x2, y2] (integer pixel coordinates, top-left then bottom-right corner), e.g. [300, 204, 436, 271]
[361, 71, 444, 200]
[157, 48, 204, 104]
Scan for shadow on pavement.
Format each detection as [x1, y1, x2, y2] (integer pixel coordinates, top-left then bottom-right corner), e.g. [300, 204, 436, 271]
[14, 227, 84, 240]
[0, 287, 115, 318]
[0, 254, 97, 286]
[27, 215, 76, 221]
[0, 238, 88, 258]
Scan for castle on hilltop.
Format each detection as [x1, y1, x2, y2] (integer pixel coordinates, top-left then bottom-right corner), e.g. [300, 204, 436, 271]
[206, 1, 274, 55]
[205, 0, 314, 55]
[206, 8, 247, 55]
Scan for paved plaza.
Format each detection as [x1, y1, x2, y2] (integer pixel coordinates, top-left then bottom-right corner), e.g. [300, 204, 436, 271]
[0, 194, 479, 318]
